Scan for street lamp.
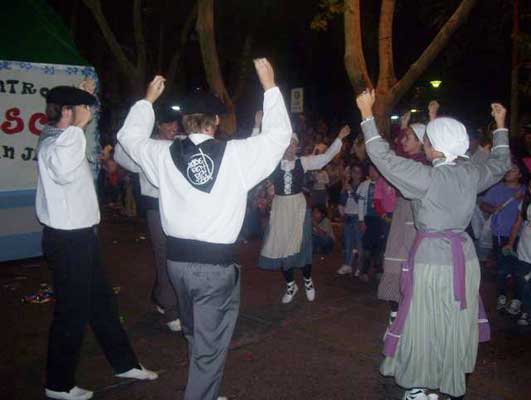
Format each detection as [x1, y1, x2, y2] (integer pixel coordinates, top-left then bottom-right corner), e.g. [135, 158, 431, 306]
[430, 80, 442, 89]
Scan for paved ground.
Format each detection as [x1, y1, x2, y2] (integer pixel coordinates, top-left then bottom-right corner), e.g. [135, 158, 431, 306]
[2, 213, 531, 399]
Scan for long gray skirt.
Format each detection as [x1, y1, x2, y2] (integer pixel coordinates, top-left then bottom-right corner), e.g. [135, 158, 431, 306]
[380, 259, 481, 397]
[258, 194, 312, 270]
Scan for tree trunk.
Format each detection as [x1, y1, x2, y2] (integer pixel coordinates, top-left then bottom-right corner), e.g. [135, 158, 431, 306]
[377, 0, 397, 90]
[82, 0, 144, 96]
[196, 0, 236, 134]
[232, 34, 254, 104]
[344, 0, 372, 92]
[344, 0, 478, 138]
[391, 0, 478, 102]
[165, 2, 198, 93]
[373, 95, 393, 137]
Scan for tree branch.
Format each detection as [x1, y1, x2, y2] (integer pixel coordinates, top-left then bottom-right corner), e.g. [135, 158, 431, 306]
[344, 0, 372, 93]
[392, 0, 478, 100]
[196, 0, 232, 104]
[166, 1, 198, 88]
[376, 0, 396, 90]
[133, 0, 147, 76]
[82, 0, 138, 78]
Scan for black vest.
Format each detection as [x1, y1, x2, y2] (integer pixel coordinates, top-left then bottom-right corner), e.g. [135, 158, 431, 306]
[273, 159, 304, 196]
[169, 137, 227, 193]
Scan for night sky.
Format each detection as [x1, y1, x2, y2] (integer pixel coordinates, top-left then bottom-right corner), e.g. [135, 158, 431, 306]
[47, 0, 519, 137]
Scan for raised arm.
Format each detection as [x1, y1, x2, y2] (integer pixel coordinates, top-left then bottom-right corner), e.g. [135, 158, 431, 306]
[301, 125, 351, 171]
[114, 143, 141, 173]
[45, 105, 92, 184]
[232, 59, 292, 190]
[476, 103, 511, 193]
[117, 76, 171, 187]
[428, 100, 439, 122]
[250, 110, 263, 137]
[356, 90, 431, 200]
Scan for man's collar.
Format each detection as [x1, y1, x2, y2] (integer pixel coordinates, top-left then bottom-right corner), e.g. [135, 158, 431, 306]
[188, 133, 215, 145]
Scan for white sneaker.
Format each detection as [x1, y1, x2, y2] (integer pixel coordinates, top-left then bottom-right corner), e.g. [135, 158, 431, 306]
[45, 386, 93, 400]
[281, 283, 298, 304]
[115, 365, 158, 380]
[336, 265, 353, 275]
[353, 268, 361, 278]
[496, 295, 507, 311]
[389, 311, 398, 325]
[304, 278, 316, 302]
[166, 319, 182, 332]
[383, 311, 399, 341]
[506, 299, 522, 316]
[403, 388, 428, 400]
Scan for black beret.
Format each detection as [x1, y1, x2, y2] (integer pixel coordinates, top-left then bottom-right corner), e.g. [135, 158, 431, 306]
[46, 86, 97, 106]
[156, 103, 181, 124]
[181, 91, 227, 116]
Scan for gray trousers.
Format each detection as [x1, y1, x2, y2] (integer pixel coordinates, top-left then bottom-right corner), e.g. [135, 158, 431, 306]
[146, 209, 179, 322]
[167, 260, 240, 400]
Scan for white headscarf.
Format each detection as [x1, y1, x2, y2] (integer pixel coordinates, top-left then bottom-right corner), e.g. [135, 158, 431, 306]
[426, 117, 469, 164]
[410, 123, 426, 142]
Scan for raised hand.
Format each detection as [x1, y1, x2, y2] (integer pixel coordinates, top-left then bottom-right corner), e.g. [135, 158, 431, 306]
[338, 125, 351, 140]
[73, 105, 92, 129]
[145, 75, 166, 104]
[491, 103, 506, 129]
[400, 111, 411, 129]
[355, 89, 376, 120]
[79, 78, 97, 95]
[428, 100, 439, 121]
[254, 58, 275, 91]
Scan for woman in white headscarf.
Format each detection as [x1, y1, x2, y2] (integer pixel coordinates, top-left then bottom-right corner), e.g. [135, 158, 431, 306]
[356, 89, 511, 400]
[378, 104, 436, 328]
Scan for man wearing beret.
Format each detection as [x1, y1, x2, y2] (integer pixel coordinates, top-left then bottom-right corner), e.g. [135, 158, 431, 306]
[115, 104, 182, 332]
[117, 59, 292, 400]
[37, 86, 157, 400]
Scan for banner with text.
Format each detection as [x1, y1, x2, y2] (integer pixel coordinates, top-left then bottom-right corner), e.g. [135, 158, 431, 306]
[0, 60, 100, 191]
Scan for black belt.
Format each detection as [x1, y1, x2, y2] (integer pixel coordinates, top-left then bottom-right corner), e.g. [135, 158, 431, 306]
[167, 237, 238, 265]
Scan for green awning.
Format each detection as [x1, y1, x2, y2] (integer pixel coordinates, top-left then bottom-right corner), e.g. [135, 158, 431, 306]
[0, 0, 89, 65]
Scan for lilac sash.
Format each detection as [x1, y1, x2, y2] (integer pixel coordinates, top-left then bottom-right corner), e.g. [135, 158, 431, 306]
[383, 230, 491, 357]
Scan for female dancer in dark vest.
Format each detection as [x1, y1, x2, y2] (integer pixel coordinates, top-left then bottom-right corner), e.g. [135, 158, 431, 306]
[258, 126, 351, 303]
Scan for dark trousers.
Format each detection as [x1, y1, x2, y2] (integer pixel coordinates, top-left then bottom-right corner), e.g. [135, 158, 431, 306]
[146, 209, 179, 322]
[342, 215, 362, 266]
[282, 264, 312, 282]
[503, 255, 531, 308]
[494, 235, 521, 299]
[43, 226, 139, 391]
[361, 216, 386, 274]
[312, 234, 334, 255]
